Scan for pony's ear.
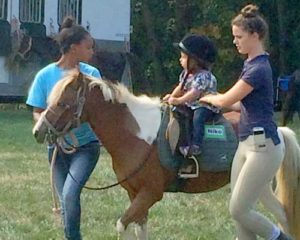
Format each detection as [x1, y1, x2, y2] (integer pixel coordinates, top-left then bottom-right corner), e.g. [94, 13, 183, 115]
[69, 71, 84, 90]
[77, 72, 83, 82]
[74, 72, 85, 89]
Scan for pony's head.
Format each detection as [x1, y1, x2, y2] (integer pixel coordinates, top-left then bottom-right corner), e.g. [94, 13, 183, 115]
[32, 70, 114, 143]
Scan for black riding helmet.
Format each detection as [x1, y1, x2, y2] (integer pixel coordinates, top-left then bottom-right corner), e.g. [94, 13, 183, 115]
[174, 34, 217, 67]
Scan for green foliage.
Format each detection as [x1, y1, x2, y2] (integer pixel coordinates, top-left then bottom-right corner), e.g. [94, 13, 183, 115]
[130, 0, 243, 94]
[130, 0, 300, 94]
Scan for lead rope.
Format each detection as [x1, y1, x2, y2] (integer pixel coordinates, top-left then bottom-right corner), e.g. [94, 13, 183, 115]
[57, 133, 78, 154]
[50, 144, 60, 214]
[49, 134, 79, 214]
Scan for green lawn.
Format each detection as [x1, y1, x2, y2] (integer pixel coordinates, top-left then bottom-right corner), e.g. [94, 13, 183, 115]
[0, 107, 298, 240]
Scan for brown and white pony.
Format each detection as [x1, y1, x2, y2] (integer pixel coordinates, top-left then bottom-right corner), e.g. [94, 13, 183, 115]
[33, 72, 300, 240]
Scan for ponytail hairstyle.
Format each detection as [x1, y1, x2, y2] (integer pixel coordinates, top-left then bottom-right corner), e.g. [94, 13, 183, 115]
[56, 16, 90, 54]
[231, 4, 268, 40]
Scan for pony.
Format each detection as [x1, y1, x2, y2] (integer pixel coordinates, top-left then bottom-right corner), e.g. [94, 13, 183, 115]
[32, 72, 300, 240]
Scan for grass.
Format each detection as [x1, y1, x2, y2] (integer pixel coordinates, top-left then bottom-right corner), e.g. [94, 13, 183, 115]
[0, 106, 299, 240]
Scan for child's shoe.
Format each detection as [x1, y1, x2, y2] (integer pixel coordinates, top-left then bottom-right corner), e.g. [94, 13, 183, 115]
[179, 145, 190, 157]
[179, 145, 201, 157]
[189, 145, 202, 156]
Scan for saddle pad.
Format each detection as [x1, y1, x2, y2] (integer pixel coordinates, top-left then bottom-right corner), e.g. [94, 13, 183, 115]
[157, 106, 238, 172]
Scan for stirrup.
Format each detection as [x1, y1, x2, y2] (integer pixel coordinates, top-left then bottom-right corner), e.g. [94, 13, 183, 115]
[178, 156, 199, 179]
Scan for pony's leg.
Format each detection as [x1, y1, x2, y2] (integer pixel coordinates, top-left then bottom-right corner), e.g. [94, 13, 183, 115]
[259, 183, 289, 232]
[135, 216, 148, 240]
[118, 189, 163, 240]
[116, 192, 137, 240]
[116, 218, 136, 240]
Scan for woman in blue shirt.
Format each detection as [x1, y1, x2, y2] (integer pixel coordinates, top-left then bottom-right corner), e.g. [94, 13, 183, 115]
[27, 17, 101, 240]
[201, 4, 292, 240]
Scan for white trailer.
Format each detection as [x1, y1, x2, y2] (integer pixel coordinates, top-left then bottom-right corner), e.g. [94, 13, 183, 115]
[0, 0, 131, 102]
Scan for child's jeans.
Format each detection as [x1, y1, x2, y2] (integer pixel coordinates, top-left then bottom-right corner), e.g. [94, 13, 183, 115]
[193, 107, 215, 146]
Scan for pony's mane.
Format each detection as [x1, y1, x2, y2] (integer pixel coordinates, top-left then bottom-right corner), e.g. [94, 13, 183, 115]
[89, 80, 161, 109]
[48, 71, 107, 106]
[89, 78, 162, 145]
[48, 71, 161, 113]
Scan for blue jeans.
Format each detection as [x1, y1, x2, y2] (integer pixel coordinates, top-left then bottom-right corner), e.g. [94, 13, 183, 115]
[48, 141, 100, 240]
[193, 107, 215, 146]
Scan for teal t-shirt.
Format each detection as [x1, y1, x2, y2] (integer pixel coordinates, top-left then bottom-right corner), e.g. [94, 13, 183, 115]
[26, 62, 101, 146]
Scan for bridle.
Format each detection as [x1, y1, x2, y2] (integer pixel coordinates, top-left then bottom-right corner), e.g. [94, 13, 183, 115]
[42, 82, 87, 146]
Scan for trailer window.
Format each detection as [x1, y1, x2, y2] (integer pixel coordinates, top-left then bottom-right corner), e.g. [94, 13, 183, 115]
[19, 0, 44, 23]
[0, 0, 7, 20]
[58, 0, 82, 26]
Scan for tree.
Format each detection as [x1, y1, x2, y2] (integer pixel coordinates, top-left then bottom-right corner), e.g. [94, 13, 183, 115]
[130, 0, 300, 94]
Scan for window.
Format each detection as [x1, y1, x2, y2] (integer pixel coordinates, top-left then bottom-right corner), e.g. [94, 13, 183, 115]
[19, 0, 44, 23]
[0, 0, 7, 20]
[58, 0, 82, 26]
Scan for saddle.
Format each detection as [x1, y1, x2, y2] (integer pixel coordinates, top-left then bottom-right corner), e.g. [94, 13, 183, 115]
[157, 105, 238, 179]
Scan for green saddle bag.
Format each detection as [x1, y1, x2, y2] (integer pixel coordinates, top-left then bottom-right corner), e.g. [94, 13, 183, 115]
[157, 106, 238, 172]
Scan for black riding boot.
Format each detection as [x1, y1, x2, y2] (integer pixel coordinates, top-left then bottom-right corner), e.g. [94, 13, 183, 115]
[277, 231, 294, 240]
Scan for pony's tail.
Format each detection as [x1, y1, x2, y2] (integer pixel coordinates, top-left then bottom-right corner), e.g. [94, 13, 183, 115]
[277, 127, 300, 239]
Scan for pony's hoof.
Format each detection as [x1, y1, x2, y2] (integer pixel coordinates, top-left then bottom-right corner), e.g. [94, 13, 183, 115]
[116, 218, 125, 233]
[52, 207, 61, 214]
[116, 219, 136, 240]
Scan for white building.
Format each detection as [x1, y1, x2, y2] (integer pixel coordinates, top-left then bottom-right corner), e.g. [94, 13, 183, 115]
[0, 0, 131, 102]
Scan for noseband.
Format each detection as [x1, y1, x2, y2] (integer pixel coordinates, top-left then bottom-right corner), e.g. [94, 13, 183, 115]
[42, 82, 87, 144]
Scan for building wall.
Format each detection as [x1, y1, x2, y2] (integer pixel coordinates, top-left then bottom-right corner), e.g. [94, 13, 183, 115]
[6, 0, 130, 44]
[82, 0, 130, 42]
[0, 0, 131, 99]
[44, 0, 59, 36]
[0, 57, 9, 83]
[7, 0, 19, 22]
[43, 0, 130, 43]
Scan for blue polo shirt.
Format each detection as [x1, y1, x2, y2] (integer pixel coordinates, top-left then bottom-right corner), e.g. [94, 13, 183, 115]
[238, 54, 280, 145]
[26, 62, 101, 146]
